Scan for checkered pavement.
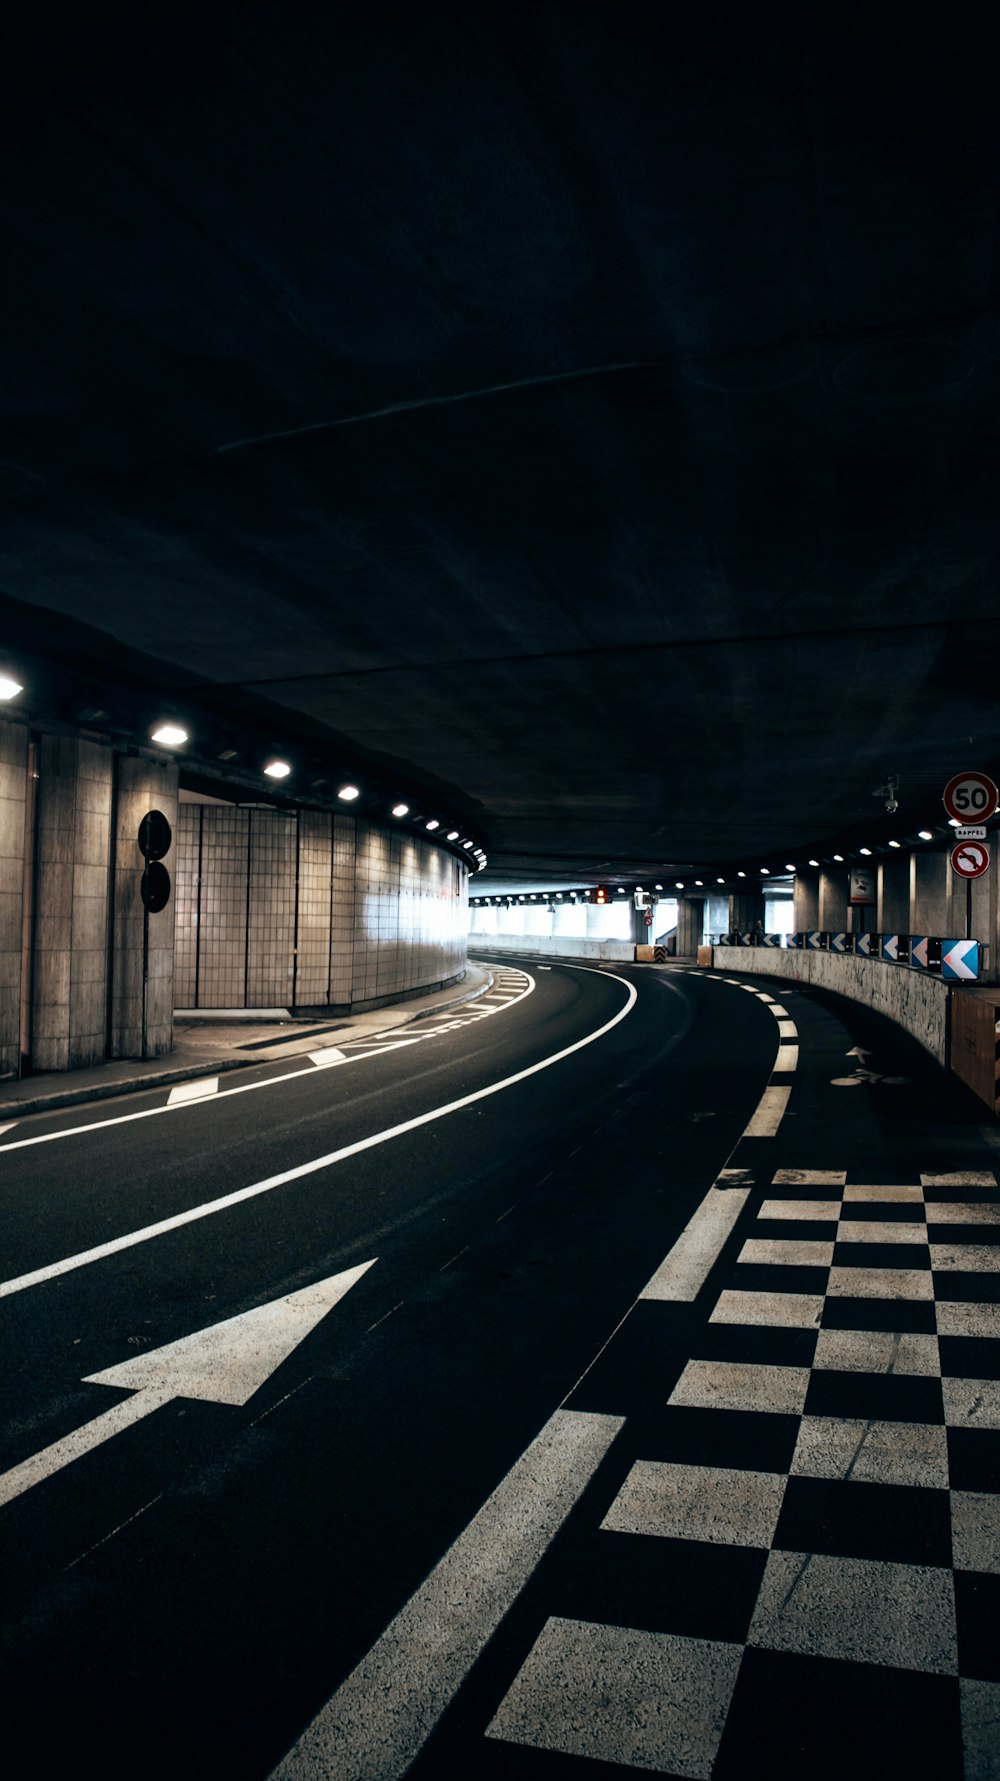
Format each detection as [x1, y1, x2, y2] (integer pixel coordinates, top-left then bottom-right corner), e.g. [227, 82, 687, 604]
[472, 1167, 1000, 1780]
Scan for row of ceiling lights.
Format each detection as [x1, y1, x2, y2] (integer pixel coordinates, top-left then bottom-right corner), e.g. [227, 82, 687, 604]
[0, 672, 488, 870]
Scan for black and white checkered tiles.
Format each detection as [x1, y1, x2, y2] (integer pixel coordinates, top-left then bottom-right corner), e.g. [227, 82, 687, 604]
[476, 1168, 1000, 1779]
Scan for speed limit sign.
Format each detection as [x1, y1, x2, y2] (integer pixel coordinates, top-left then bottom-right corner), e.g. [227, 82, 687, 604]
[943, 771, 999, 823]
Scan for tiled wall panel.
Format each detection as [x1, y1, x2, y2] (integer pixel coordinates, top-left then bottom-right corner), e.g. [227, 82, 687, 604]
[247, 809, 297, 1007]
[296, 810, 334, 1004]
[0, 723, 27, 1078]
[195, 807, 250, 1008]
[173, 804, 200, 1008]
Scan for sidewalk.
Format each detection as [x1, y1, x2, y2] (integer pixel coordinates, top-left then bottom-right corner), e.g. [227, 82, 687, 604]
[0, 964, 493, 1121]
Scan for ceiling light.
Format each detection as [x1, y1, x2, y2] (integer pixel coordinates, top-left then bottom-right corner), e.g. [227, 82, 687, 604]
[392, 802, 409, 818]
[425, 819, 440, 831]
[859, 846, 872, 855]
[617, 886, 625, 893]
[785, 864, 796, 872]
[447, 830, 459, 841]
[264, 759, 292, 779]
[0, 673, 24, 702]
[918, 830, 933, 841]
[556, 892, 563, 899]
[694, 879, 703, 886]
[948, 818, 961, 828]
[717, 876, 725, 883]
[888, 839, 900, 848]
[151, 722, 188, 747]
[655, 883, 663, 891]
[462, 840, 473, 849]
[477, 859, 486, 868]
[737, 870, 746, 878]
[337, 783, 360, 801]
[760, 866, 770, 874]
[808, 859, 819, 867]
[675, 882, 684, 889]
[833, 853, 844, 862]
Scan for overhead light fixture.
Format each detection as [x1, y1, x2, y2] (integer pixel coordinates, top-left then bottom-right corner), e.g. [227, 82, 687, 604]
[948, 818, 961, 828]
[785, 864, 796, 872]
[760, 867, 770, 875]
[337, 783, 360, 801]
[808, 859, 819, 867]
[0, 673, 24, 702]
[888, 839, 901, 848]
[392, 802, 409, 818]
[737, 870, 746, 878]
[859, 847, 872, 856]
[463, 840, 474, 849]
[447, 830, 459, 841]
[152, 722, 189, 747]
[833, 853, 844, 862]
[694, 879, 704, 886]
[675, 881, 684, 889]
[655, 883, 663, 891]
[264, 758, 292, 779]
[425, 819, 440, 831]
[717, 876, 725, 884]
[617, 886, 625, 893]
[918, 830, 933, 841]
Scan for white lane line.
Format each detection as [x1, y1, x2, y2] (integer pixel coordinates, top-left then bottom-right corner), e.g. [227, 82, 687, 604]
[776, 1019, 798, 1039]
[267, 1409, 624, 1781]
[640, 1189, 751, 1302]
[743, 1086, 791, 1138]
[0, 969, 637, 1299]
[0, 974, 536, 1156]
[772, 1045, 799, 1072]
[166, 1077, 219, 1106]
[308, 1049, 347, 1068]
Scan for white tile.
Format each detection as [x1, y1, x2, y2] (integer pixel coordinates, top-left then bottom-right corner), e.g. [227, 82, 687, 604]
[772, 1045, 799, 1072]
[925, 1203, 1000, 1226]
[710, 1290, 823, 1330]
[776, 1019, 798, 1039]
[930, 1245, 1000, 1272]
[844, 1184, 924, 1203]
[790, 1417, 949, 1489]
[485, 1617, 742, 1778]
[951, 1491, 1000, 1575]
[668, 1359, 810, 1416]
[961, 1678, 1000, 1780]
[768, 1005, 789, 1018]
[942, 1378, 1000, 1431]
[602, 1460, 787, 1549]
[827, 1266, 934, 1300]
[641, 1188, 750, 1303]
[936, 1301, 1000, 1339]
[743, 1087, 790, 1139]
[812, 1329, 940, 1377]
[737, 1238, 834, 1267]
[837, 1220, 928, 1245]
[921, 1172, 997, 1188]
[748, 1550, 957, 1675]
[773, 1170, 847, 1186]
[758, 1200, 839, 1222]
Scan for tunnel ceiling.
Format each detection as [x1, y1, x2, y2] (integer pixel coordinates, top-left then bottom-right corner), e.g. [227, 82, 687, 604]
[2, 2, 1000, 885]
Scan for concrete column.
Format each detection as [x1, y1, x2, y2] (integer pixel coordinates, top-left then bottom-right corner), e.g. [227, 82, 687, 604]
[0, 722, 27, 1079]
[878, 856, 910, 933]
[793, 869, 819, 931]
[818, 868, 849, 932]
[909, 851, 959, 938]
[110, 753, 179, 1058]
[676, 897, 705, 956]
[729, 890, 765, 934]
[32, 735, 114, 1071]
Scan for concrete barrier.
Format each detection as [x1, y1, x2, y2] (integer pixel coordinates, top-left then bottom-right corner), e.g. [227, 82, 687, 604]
[712, 945, 950, 1065]
[469, 934, 635, 963]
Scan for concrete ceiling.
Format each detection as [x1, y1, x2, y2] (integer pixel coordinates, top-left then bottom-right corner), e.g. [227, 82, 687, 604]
[2, 3, 999, 885]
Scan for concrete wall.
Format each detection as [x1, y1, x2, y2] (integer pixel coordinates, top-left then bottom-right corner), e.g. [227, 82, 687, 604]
[110, 754, 179, 1060]
[174, 803, 467, 1010]
[470, 934, 635, 962]
[32, 735, 113, 1070]
[711, 945, 950, 1064]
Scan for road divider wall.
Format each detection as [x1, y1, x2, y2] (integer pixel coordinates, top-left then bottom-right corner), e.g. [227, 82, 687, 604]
[471, 935, 636, 962]
[711, 944, 950, 1065]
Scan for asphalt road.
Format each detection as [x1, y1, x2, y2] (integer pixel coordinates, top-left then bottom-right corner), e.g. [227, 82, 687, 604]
[0, 959, 780, 1780]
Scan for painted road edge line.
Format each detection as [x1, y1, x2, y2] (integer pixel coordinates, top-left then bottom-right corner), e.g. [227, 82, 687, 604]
[267, 1408, 624, 1781]
[0, 970, 638, 1299]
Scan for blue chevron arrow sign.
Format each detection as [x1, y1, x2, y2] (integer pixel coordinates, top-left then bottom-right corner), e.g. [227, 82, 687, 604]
[942, 939, 980, 981]
[910, 935, 930, 970]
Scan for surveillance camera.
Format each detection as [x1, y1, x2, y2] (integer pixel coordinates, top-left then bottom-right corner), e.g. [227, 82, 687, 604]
[885, 797, 898, 815]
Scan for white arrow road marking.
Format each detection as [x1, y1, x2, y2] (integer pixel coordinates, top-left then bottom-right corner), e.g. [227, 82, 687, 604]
[166, 1077, 219, 1105]
[846, 1048, 873, 1060]
[0, 969, 637, 1300]
[0, 1261, 375, 1509]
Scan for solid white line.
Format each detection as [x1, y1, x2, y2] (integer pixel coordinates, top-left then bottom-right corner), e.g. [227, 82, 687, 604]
[0, 969, 637, 1299]
[0, 975, 537, 1155]
[640, 1189, 751, 1302]
[267, 1409, 624, 1781]
[166, 1077, 219, 1106]
[743, 1086, 791, 1138]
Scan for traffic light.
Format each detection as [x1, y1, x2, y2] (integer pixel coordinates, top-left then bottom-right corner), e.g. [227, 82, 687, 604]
[590, 886, 611, 905]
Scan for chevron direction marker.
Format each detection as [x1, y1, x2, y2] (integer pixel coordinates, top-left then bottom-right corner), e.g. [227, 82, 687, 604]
[910, 936, 930, 970]
[942, 939, 980, 981]
[0, 1260, 376, 1510]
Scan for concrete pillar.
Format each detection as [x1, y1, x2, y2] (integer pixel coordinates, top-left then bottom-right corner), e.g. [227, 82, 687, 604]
[729, 890, 765, 934]
[910, 851, 959, 938]
[110, 753, 179, 1058]
[818, 868, 849, 932]
[0, 722, 27, 1079]
[676, 897, 705, 956]
[878, 856, 910, 933]
[32, 735, 114, 1071]
[793, 869, 819, 931]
